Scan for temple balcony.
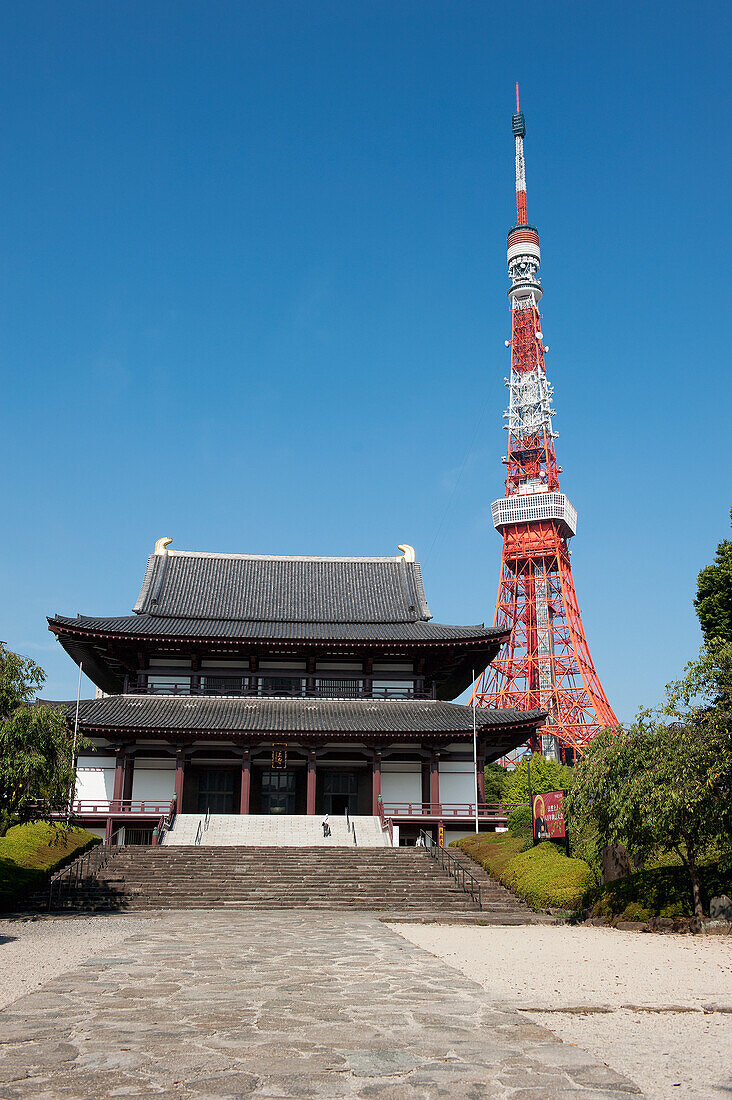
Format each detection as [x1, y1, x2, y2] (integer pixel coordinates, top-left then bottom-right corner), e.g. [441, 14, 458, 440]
[122, 673, 436, 701]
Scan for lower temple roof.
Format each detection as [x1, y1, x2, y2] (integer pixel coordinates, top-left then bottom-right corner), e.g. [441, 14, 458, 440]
[51, 694, 546, 739]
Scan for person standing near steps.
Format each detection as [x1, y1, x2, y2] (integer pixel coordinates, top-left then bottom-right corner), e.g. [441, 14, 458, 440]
[322, 814, 331, 838]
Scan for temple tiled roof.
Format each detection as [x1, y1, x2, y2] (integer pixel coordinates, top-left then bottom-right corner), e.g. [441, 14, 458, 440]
[50, 694, 545, 738]
[50, 613, 500, 645]
[49, 545, 508, 700]
[134, 551, 431, 623]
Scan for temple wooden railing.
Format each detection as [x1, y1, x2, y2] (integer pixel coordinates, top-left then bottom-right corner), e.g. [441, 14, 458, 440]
[376, 798, 394, 845]
[381, 802, 513, 823]
[66, 798, 177, 820]
[154, 796, 177, 845]
[60, 800, 514, 826]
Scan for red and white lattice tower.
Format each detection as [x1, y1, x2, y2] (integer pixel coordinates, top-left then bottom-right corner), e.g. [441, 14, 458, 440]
[472, 87, 618, 759]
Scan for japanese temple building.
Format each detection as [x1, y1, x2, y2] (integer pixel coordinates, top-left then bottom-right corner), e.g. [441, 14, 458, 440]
[49, 539, 544, 844]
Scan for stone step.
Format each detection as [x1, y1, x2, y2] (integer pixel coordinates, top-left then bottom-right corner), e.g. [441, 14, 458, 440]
[37, 843, 536, 921]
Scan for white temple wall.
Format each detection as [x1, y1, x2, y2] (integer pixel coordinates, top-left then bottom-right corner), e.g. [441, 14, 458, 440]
[380, 762, 421, 803]
[444, 828, 480, 845]
[438, 761, 475, 803]
[131, 760, 176, 804]
[74, 756, 115, 803]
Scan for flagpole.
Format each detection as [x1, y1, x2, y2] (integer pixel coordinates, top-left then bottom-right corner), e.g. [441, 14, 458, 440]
[472, 669, 479, 833]
[66, 662, 82, 824]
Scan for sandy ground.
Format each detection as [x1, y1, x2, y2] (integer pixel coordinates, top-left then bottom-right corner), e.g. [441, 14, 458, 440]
[0, 914, 151, 1010]
[392, 923, 732, 1100]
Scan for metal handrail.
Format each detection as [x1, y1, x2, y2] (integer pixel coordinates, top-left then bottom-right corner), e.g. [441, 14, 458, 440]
[194, 806, 211, 846]
[419, 829, 482, 910]
[47, 827, 126, 910]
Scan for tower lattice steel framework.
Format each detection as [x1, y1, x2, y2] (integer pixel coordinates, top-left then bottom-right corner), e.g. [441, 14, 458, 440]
[472, 88, 618, 758]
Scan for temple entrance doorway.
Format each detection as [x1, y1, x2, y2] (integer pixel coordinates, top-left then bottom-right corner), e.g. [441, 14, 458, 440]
[261, 771, 296, 815]
[197, 768, 237, 814]
[322, 771, 358, 815]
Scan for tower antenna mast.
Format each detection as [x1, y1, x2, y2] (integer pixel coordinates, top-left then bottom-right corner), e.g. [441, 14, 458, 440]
[471, 91, 618, 759]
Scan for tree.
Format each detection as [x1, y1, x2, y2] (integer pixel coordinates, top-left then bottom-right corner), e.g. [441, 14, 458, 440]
[567, 647, 731, 917]
[694, 510, 732, 645]
[0, 643, 87, 835]
[502, 753, 574, 807]
[483, 761, 507, 804]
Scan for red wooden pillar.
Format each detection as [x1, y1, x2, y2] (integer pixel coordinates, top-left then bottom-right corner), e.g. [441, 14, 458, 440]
[174, 747, 186, 811]
[240, 750, 251, 814]
[107, 747, 125, 842]
[476, 747, 485, 804]
[421, 759, 430, 808]
[371, 751, 382, 815]
[112, 747, 125, 810]
[122, 753, 135, 805]
[306, 750, 317, 815]
[429, 752, 440, 809]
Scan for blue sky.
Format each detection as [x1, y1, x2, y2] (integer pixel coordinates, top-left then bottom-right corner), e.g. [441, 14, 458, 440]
[1, 1, 729, 719]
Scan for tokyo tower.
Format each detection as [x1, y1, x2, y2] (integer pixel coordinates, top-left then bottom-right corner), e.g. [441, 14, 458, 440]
[472, 88, 618, 759]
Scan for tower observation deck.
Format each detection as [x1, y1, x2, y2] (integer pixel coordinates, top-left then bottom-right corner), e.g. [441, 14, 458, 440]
[472, 88, 618, 759]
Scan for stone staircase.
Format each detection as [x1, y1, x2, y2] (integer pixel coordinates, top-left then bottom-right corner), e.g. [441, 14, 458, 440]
[162, 813, 389, 847]
[42, 846, 505, 913]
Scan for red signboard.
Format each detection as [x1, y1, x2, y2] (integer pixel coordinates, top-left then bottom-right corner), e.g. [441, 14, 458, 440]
[532, 790, 566, 841]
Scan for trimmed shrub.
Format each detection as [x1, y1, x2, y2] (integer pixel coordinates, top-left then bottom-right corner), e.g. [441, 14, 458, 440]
[452, 832, 593, 911]
[501, 842, 594, 911]
[452, 832, 525, 879]
[0, 821, 100, 909]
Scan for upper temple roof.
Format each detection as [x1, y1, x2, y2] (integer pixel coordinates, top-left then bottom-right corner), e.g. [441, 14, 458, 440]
[133, 550, 432, 624]
[49, 544, 506, 698]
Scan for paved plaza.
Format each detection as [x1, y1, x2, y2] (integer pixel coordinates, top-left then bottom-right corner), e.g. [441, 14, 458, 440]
[0, 911, 639, 1098]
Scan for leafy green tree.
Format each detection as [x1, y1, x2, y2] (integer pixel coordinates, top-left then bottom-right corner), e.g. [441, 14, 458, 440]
[483, 761, 507, 804]
[694, 511, 732, 645]
[0, 643, 88, 835]
[501, 753, 574, 807]
[567, 646, 731, 917]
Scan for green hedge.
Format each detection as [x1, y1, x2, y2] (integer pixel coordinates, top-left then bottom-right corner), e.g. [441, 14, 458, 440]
[590, 861, 732, 920]
[501, 842, 594, 910]
[456, 832, 526, 876]
[453, 831, 593, 911]
[0, 821, 101, 909]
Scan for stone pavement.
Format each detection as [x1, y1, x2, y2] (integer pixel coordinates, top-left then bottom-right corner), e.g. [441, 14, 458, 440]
[0, 911, 641, 1098]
